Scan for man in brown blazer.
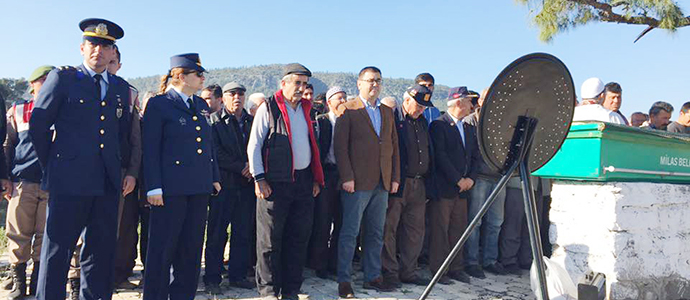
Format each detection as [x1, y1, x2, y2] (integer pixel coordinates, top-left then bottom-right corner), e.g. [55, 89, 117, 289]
[334, 66, 400, 298]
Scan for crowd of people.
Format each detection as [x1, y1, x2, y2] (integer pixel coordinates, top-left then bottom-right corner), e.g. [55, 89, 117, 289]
[2, 17, 684, 300]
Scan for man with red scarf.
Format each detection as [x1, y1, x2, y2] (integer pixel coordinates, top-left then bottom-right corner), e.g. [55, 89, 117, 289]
[247, 63, 323, 300]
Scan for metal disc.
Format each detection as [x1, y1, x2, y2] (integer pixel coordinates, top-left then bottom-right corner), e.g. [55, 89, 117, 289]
[478, 53, 576, 174]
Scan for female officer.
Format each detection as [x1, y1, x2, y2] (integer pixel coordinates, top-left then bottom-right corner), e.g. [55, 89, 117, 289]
[142, 53, 221, 300]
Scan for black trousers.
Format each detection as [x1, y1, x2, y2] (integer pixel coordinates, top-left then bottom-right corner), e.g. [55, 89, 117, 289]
[499, 186, 544, 267]
[143, 194, 209, 300]
[307, 165, 341, 273]
[37, 188, 119, 300]
[256, 168, 314, 297]
[204, 184, 255, 284]
[112, 184, 150, 284]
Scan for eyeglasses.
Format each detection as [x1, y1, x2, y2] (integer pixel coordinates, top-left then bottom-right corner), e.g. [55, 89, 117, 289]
[226, 91, 245, 96]
[360, 78, 383, 85]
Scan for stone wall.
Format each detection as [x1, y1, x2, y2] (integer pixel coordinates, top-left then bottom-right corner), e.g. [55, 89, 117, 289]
[549, 181, 690, 300]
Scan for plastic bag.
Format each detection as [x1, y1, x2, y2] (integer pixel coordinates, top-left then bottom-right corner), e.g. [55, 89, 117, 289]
[530, 256, 578, 300]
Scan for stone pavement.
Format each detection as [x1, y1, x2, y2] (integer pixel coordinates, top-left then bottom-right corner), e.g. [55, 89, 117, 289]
[0, 255, 535, 300]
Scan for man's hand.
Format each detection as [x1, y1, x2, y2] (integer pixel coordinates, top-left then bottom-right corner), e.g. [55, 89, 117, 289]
[464, 178, 475, 190]
[312, 182, 321, 197]
[147, 194, 164, 206]
[212, 182, 222, 196]
[255, 180, 272, 199]
[390, 181, 399, 194]
[122, 175, 136, 196]
[241, 163, 252, 179]
[342, 180, 355, 193]
[2, 179, 13, 201]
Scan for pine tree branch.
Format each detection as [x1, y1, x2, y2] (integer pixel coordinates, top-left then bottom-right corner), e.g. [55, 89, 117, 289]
[568, 0, 690, 27]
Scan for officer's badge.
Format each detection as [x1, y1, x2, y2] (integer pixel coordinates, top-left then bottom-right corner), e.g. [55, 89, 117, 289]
[201, 109, 212, 125]
[116, 108, 123, 119]
[95, 23, 108, 36]
[179, 117, 187, 126]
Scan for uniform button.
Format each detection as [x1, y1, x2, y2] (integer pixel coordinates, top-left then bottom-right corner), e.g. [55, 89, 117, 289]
[196, 126, 201, 131]
[100, 129, 105, 135]
[100, 144, 104, 149]
[100, 115, 105, 121]
[197, 149, 203, 154]
[101, 101, 106, 107]
[192, 116, 198, 121]
[56, 153, 60, 158]
[79, 99, 84, 104]
[196, 137, 202, 142]
[175, 160, 180, 165]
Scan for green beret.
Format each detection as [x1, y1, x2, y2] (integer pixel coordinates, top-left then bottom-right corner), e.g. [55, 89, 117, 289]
[28, 65, 55, 83]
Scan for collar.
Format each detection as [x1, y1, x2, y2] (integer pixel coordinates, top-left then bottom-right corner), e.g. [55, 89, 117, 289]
[82, 63, 109, 84]
[360, 97, 380, 109]
[171, 86, 191, 102]
[327, 111, 337, 124]
[448, 113, 462, 126]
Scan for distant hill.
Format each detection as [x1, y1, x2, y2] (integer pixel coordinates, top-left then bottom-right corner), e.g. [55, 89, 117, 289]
[127, 64, 452, 111]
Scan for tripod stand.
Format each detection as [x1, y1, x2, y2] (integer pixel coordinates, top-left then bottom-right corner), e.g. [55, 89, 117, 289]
[419, 116, 549, 300]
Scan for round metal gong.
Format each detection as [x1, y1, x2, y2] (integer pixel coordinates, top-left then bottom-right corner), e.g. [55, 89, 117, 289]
[478, 53, 576, 173]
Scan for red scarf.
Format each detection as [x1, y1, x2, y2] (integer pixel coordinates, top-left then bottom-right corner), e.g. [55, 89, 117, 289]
[274, 90, 325, 186]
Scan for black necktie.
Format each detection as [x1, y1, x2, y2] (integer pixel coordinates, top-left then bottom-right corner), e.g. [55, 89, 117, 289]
[93, 74, 102, 100]
[187, 98, 196, 112]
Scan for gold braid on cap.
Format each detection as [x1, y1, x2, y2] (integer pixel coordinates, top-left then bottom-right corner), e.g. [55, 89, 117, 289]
[83, 23, 115, 41]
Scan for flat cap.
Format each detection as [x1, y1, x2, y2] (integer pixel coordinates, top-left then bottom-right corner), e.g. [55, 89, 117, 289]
[222, 82, 246, 93]
[283, 63, 311, 77]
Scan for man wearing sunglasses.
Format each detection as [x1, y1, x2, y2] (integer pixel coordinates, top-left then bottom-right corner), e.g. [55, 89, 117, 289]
[203, 82, 256, 294]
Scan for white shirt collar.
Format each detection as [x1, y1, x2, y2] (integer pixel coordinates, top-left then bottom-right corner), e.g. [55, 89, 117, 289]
[171, 86, 191, 102]
[327, 111, 337, 124]
[82, 63, 109, 84]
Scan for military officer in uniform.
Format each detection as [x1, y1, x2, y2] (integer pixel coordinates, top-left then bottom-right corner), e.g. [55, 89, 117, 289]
[142, 53, 221, 300]
[28, 19, 132, 300]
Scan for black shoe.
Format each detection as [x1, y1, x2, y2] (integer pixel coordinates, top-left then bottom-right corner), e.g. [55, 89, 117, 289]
[484, 263, 508, 275]
[464, 265, 485, 279]
[448, 270, 471, 283]
[115, 280, 138, 290]
[401, 276, 430, 286]
[437, 275, 452, 285]
[363, 277, 395, 292]
[8, 263, 27, 300]
[228, 279, 255, 289]
[338, 282, 355, 299]
[205, 283, 222, 295]
[28, 262, 39, 296]
[504, 264, 522, 275]
[315, 269, 329, 279]
[384, 276, 402, 288]
[69, 278, 80, 300]
[280, 293, 299, 300]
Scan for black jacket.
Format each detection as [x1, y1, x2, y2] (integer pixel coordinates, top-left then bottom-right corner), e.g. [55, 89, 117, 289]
[429, 113, 479, 199]
[390, 109, 434, 199]
[314, 113, 333, 166]
[210, 108, 253, 189]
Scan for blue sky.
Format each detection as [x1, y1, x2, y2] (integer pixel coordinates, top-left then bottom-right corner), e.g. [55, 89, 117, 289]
[1, 0, 688, 116]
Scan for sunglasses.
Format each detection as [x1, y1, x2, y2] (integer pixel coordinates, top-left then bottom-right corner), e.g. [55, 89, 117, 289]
[185, 70, 205, 78]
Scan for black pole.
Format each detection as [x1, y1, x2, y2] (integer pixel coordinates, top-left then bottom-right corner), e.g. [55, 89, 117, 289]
[417, 162, 517, 300]
[519, 149, 550, 300]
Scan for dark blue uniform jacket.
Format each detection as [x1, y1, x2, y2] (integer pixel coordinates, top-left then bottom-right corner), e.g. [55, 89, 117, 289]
[29, 65, 132, 195]
[143, 89, 220, 196]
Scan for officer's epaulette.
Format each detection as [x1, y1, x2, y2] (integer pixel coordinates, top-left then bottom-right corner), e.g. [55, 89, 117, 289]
[57, 65, 77, 72]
